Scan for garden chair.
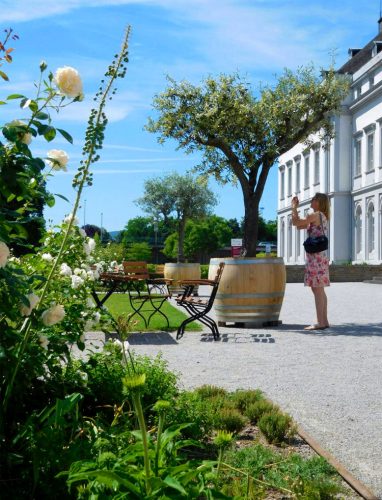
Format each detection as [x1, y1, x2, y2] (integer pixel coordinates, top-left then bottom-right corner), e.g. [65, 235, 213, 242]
[175, 262, 225, 341]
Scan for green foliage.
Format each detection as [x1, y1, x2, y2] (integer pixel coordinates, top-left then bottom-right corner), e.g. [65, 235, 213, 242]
[200, 264, 209, 278]
[245, 399, 277, 424]
[195, 384, 228, 399]
[147, 69, 350, 255]
[221, 444, 344, 498]
[125, 241, 152, 262]
[230, 388, 264, 413]
[258, 411, 297, 444]
[92, 240, 126, 266]
[214, 407, 247, 434]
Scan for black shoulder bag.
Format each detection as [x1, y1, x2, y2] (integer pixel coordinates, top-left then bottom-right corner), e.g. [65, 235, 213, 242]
[303, 213, 328, 254]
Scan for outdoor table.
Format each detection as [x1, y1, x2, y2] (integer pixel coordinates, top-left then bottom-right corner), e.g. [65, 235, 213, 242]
[92, 271, 172, 328]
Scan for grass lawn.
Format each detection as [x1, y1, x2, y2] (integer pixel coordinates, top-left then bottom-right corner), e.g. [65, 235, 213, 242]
[99, 293, 202, 332]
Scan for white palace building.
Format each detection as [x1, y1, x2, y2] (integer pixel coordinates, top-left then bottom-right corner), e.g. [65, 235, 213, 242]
[277, 18, 382, 264]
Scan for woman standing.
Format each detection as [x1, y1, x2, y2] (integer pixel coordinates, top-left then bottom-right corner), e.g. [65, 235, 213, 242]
[291, 193, 330, 330]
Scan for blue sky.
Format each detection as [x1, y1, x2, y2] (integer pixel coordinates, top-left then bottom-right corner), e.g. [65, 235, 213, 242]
[1, 1, 381, 232]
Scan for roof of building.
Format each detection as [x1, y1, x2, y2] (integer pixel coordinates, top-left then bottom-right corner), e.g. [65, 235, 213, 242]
[338, 22, 382, 75]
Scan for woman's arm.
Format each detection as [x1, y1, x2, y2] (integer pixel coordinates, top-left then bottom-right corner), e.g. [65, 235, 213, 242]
[292, 205, 320, 229]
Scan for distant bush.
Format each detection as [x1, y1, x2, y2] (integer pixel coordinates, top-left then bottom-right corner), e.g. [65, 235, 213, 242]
[258, 411, 297, 444]
[245, 399, 277, 424]
[231, 388, 264, 413]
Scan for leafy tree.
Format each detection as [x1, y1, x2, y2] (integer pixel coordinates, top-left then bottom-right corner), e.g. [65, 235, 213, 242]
[125, 242, 152, 262]
[120, 216, 174, 246]
[185, 216, 232, 260]
[136, 172, 217, 263]
[146, 67, 349, 256]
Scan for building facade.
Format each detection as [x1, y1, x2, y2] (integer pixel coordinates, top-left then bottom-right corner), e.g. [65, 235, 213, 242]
[277, 19, 382, 264]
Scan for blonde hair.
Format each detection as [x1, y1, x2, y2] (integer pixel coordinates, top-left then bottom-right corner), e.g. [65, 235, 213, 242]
[313, 193, 330, 219]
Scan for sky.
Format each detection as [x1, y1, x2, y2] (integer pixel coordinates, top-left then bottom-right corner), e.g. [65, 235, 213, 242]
[1, 1, 381, 232]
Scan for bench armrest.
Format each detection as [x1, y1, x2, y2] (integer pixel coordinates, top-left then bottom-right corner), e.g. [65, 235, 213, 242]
[178, 279, 216, 286]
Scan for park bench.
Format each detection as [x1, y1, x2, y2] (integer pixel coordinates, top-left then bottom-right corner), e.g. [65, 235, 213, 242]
[175, 262, 225, 341]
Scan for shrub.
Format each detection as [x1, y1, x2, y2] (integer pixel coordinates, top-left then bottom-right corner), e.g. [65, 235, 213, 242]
[230, 388, 264, 412]
[165, 391, 216, 440]
[215, 407, 247, 434]
[200, 264, 209, 278]
[258, 411, 297, 444]
[195, 384, 228, 399]
[245, 399, 277, 424]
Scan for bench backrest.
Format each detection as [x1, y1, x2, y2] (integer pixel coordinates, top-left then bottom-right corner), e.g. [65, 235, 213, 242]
[122, 261, 150, 280]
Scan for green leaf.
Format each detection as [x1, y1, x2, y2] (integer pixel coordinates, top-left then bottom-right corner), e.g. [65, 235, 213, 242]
[53, 193, 70, 203]
[163, 476, 188, 495]
[0, 70, 9, 81]
[0, 101, 7, 105]
[7, 93, 25, 99]
[28, 100, 38, 112]
[35, 111, 49, 120]
[44, 126, 56, 142]
[57, 128, 73, 144]
[46, 195, 55, 207]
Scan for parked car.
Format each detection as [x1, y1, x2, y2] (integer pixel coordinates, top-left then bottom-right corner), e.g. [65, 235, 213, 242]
[256, 241, 277, 253]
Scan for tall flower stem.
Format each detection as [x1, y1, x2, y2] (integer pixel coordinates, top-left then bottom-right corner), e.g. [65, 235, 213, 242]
[132, 393, 151, 494]
[2, 26, 131, 415]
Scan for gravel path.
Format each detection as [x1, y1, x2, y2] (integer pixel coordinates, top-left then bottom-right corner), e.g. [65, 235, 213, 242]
[87, 282, 382, 498]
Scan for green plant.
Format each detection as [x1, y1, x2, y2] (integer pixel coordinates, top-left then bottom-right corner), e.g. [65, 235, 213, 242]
[200, 264, 209, 278]
[195, 384, 228, 399]
[258, 411, 297, 444]
[215, 407, 247, 434]
[245, 399, 277, 424]
[230, 388, 264, 413]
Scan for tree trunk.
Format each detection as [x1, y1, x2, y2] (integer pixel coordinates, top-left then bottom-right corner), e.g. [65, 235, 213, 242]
[177, 218, 186, 263]
[242, 193, 259, 257]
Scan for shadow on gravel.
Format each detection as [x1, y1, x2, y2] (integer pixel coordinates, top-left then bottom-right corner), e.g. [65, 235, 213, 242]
[279, 323, 382, 337]
[129, 332, 178, 345]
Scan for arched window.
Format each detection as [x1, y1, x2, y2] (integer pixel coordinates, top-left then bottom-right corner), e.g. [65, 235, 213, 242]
[367, 202, 375, 255]
[355, 205, 362, 256]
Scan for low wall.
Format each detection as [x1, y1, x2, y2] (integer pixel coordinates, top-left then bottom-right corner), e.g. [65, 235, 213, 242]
[286, 264, 382, 283]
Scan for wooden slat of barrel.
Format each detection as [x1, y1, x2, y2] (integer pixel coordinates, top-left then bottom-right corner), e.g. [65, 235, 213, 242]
[164, 263, 201, 295]
[209, 257, 286, 326]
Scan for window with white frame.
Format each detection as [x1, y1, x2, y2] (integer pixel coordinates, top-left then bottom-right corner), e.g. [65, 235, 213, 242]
[287, 163, 292, 196]
[280, 168, 285, 199]
[304, 154, 310, 188]
[295, 160, 300, 193]
[314, 148, 320, 184]
[354, 135, 362, 176]
[367, 202, 375, 254]
[355, 205, 362, 255]
[367, 132, 374, 171]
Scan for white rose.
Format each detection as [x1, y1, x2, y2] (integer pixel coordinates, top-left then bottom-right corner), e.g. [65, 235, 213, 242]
[64, 213, 79, 225]
[38, 335, 50, 350]
[0, 241, 10, 268]
[71, 275, 84, 289]
[41, 304, 65, 326]
[60, 263, 72, 276]
[20, 293, 40, 317]
[8, 119, 32, 145]
[79, 228, 87, 238]
[54, 66, 83, 99]
[46, 149, 69, 171]
[86, 297, 96, 308]
[93, 311, 101, 323]
[41, 253, 53, 262]
[83, 238, 96, 256]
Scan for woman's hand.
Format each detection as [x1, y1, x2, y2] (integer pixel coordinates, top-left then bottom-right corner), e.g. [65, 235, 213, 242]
[291, 196, 299, 209]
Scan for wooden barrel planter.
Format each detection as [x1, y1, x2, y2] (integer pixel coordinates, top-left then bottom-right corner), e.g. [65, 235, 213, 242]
[209, 257, 286, 327]
[164, 263, 201, 295]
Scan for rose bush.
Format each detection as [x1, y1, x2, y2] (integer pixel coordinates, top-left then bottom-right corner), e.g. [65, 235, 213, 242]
[0, 28, 131, 498]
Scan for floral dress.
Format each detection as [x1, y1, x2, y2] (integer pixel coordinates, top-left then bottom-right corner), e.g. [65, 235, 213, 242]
[304, 212, 330, 287]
